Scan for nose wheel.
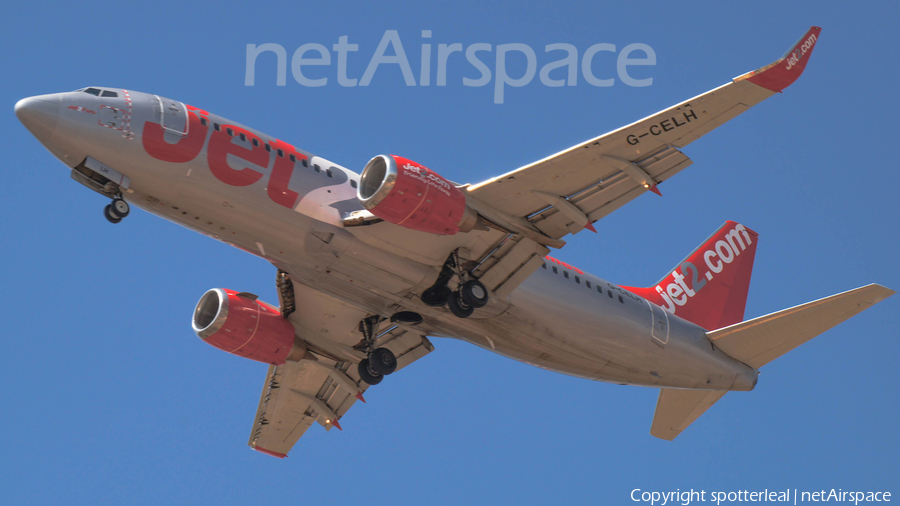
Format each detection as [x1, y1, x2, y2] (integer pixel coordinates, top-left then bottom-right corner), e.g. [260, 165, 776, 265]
[104, 197, 130, 224]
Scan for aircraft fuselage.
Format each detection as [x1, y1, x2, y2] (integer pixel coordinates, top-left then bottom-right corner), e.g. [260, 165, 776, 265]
[16, 88, 758, 392]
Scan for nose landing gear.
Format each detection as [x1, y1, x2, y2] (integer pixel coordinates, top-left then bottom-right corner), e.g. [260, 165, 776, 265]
[104, 196, 130, 224]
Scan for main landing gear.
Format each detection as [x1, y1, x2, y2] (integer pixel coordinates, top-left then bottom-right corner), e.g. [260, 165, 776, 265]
[356, 315, 398, 386]
[421, 251, 489, 319]
[104, 196, 130, 224]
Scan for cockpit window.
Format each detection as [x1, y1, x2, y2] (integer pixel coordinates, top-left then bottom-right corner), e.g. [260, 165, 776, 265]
[83, 88, 101, 96]
[100, 90, 118, 98]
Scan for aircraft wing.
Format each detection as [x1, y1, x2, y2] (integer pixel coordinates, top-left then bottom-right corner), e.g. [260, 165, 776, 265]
[247, 276, 434, 458]
[466, 27, 821, 241]
[248, 325, 432, 458]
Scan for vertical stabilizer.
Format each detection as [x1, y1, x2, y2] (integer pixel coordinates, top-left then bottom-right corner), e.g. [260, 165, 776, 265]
[623, 221, 758, 330]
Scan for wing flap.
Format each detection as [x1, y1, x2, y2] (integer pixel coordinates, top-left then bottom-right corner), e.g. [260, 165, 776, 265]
[530, 146, 692, 237]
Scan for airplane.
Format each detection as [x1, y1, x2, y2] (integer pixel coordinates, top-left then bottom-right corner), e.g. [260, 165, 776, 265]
[15, 26, 894, 457]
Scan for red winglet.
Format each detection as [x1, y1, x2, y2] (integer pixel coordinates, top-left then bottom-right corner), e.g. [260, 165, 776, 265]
[649, 185, 662, 196]
[585, 221, 597, 233]
[355, 391, 366, 403]
[742, 26, 821, 93]
[253, 446, 287, 459]
[330, 419, 342, 431]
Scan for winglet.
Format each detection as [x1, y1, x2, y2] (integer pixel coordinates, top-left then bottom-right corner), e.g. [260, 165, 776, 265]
[736, 26, 822, 92]
[355, 391, 367, 403]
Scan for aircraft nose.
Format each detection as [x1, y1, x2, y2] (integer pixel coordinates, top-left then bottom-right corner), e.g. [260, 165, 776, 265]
[15, 94, 61, 140]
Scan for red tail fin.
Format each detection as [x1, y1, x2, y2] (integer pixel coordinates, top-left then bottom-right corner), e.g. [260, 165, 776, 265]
[622, 221, 758, 330]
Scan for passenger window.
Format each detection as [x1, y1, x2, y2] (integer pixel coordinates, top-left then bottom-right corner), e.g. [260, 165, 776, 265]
[618, 295, 624, 303]
[586, 280, 592, 289]
[290, 154, 296, 162]
[277, 149, 284, 157]
[608, 290, 613, 298]
[314, 164, 321, 173]
[265, 143, 271, 152]
[84, 88, 101, 96]
[226, 128, 234, 136]
[100, 90, 118, 98]
[214, 123, 220, 131]
[239, 133, 246, 141]
[326, 169, 333, 178]
[200, 117, 208, 127]
[252, 138, 259, 147]
[563, 271, 569, 279]
[597, 285, 602, 294]
[575, 275, 581, 284]
[542, 263, 547, 269]
[552, 266, 558, 274]
[302, 159, 308, 167]
[350, 180, 358, 188]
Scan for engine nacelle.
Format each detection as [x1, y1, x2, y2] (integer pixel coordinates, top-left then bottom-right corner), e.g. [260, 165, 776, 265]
[191, 288, 308, 365]
[358, 154, 478, 235]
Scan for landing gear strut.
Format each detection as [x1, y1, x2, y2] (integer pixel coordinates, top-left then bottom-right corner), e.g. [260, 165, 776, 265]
[421, 250, 489, 318]
[104, 196, 130, 224]
[356, 315, 398, 386]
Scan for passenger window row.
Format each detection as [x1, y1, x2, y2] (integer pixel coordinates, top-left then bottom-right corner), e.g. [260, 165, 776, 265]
[199, 121, 359, 188]
[542, 260, 628, 304]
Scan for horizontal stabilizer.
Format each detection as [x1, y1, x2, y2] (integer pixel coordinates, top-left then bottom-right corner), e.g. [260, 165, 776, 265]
[650, 389, 727, 441]
[708, 284, 895, 369]
[651, 284, 893, 441]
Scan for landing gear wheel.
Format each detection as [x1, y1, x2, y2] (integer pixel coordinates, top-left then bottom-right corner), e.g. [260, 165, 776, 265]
[460, 280, 489, 308]
[104, 204, 122, 224]
[111, 198, 130, 218]
[421, 285, 452, 307]
[370, 347, 398, 375]
[358, 359, 383, 385]
[448, 291, 474, 318]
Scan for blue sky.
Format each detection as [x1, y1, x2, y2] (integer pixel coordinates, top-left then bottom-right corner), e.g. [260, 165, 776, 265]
[2, 1, 897, 504]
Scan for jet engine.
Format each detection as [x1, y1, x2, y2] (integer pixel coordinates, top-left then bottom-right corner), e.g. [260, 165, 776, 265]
[192, 288, 308, 365]
[358, 154, 478, 235]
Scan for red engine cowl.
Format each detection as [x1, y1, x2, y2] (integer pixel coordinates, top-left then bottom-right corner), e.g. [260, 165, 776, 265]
[358, 154, 478, 235]
[191, 289, 307, 365]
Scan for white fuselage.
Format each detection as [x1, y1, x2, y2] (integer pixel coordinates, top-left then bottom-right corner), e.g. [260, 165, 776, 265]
[19, 88, 758, 392]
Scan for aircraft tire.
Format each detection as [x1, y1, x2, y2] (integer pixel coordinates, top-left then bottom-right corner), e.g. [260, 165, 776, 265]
[448, 292, 474, 318]
[104, 204, 122, 224]
[370, 348, 398, 375]
[358, 359, 383, 385]
[111, 198, 130, 218]
[460, 280, 489, 308]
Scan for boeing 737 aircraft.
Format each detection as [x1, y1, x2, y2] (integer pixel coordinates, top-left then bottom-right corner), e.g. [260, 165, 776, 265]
[15, 26, 894, 457]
